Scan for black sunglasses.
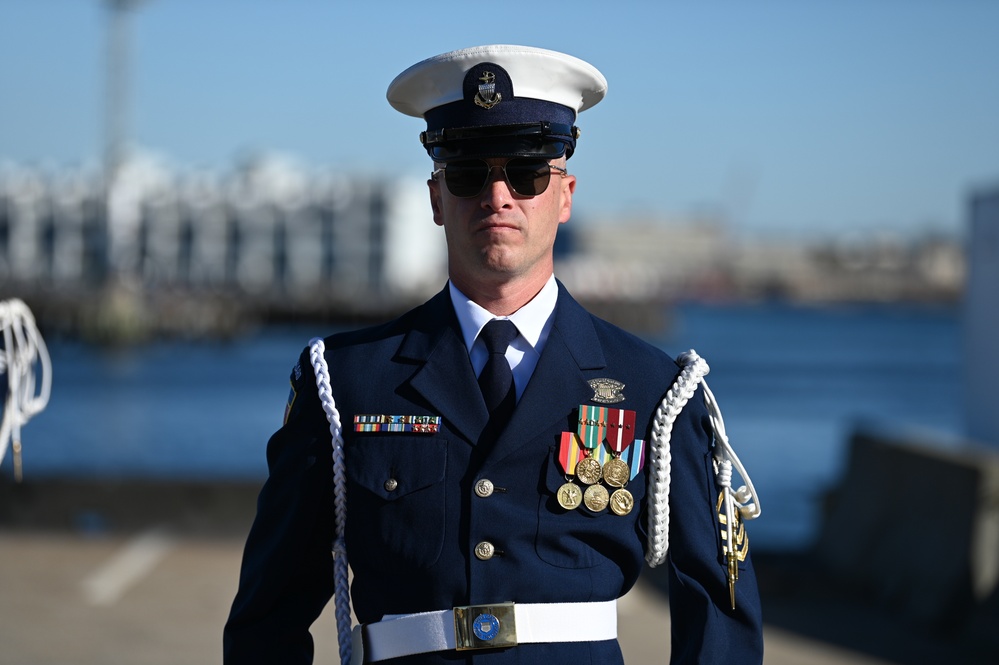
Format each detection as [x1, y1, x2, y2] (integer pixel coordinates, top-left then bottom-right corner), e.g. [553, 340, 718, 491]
[433, 158, 568, 198]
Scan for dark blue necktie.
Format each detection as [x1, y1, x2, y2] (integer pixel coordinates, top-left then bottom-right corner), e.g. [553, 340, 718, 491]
[477, 319, 518, 432]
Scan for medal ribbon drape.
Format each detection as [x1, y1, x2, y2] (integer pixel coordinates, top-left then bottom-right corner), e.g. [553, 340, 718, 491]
[477, 319, 519, 441]
[577, 405, 607, 449]
[558, 431, 585, 475]
[605, 407, 636, 452]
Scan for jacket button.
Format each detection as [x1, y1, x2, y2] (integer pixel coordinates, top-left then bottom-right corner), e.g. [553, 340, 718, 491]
[474, 541, 495, 560]
[474, 479, 494, 498]
[384, 478, 398, 492]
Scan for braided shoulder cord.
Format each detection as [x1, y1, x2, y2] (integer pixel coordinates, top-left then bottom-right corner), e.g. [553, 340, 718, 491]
[308, 338, 353, 665]
[645, 350, 762, 569]
[645, 350, 710, 567]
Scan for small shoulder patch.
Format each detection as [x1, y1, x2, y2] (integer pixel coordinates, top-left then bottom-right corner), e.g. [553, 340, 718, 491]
[284, 360, 306, 425]
[283, 380, 298, 425]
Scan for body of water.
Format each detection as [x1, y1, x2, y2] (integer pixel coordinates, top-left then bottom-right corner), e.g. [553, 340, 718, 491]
[4, 301, 964, 552]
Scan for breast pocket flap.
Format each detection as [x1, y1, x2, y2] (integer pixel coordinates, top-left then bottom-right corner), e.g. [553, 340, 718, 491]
[348, 437, 447, 501]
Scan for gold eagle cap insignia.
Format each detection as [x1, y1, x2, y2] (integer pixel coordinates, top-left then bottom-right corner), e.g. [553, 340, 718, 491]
[474, 70, 502, 109]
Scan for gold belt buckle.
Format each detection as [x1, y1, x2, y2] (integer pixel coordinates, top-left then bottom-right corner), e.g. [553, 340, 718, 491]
[453, 602, 517, 651]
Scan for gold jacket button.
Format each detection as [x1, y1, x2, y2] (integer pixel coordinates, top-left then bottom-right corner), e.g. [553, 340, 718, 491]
[474, 479, 494, 498]
[384, 478, 398, 492]
[474, 541, 495, 560]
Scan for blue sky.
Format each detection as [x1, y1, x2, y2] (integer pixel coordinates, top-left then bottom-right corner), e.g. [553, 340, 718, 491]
[1, 0, 997, 238]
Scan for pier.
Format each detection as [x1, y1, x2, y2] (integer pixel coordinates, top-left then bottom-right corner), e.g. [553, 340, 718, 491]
[1, 159, 965, 342]
[0, 159, 446, 340]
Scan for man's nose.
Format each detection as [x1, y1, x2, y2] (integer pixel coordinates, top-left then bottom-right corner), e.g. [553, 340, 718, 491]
[480, 165, 515, 207]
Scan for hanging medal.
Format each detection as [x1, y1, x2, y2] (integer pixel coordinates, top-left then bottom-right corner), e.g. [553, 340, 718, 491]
[583, 483, 610, 512]
[576, 405, 607, 486]
[583, 439, 613, 512]
[555, 432, 585, 510]
[603, 408, 637, 516]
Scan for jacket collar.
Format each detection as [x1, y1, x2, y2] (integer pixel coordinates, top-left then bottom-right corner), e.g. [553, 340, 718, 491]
[398, 282, 607, 455]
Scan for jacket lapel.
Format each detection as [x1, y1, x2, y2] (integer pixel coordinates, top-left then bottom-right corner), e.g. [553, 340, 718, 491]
[398, 288, 489, 445]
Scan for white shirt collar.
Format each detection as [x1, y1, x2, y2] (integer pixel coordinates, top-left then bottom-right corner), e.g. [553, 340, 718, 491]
[449, 275, 559, 354]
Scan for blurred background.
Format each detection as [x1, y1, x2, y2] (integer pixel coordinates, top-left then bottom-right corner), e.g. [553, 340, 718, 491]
[1, 1, 998, 663]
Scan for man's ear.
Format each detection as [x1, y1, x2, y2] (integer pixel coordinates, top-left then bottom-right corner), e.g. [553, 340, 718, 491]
[428, 177, 445, 227]
[558, 174, 576, 225]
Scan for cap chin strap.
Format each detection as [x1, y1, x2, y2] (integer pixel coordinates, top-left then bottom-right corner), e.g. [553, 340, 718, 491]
[645, 350, 762, 568]
[309, 337, 353, 665]
[423, 122, 578, 161]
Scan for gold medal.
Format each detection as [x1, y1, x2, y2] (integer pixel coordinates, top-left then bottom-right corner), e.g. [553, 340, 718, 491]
[557, 482, 583, 510]
[583, 483, 610, 512]
[602, 457, 630, 488]
[575, 456, 602, 485]
[610, 488, 634, 516]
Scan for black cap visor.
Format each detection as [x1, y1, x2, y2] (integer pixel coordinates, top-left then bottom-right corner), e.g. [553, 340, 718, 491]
[422, 122, 576, 161]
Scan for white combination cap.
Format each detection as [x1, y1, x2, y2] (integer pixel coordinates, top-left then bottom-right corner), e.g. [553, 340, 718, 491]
[386, 45, 608, 160]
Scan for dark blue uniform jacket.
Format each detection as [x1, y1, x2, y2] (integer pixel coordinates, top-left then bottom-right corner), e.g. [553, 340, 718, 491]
[224, 284, 764, 664]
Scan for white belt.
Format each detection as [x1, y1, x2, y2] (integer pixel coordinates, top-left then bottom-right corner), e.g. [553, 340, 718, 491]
[354, 600, 618, 663]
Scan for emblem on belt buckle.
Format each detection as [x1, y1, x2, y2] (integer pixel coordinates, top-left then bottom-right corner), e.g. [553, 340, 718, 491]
[454, 602, 517, 650]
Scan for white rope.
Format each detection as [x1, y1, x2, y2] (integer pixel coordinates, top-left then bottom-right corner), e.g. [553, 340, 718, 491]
[645, 350, 761, 568]
[0, 298, 52, 481]
[645, 350, 709, 567]
[703, 379, 761, 520]
[308, 337, 353, 665]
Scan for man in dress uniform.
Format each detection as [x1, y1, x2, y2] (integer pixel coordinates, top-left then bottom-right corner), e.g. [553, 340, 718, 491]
[224, 45, 764, 664]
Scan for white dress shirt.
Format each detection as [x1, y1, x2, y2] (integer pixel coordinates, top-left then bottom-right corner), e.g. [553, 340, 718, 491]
[449, 275, 559, 402]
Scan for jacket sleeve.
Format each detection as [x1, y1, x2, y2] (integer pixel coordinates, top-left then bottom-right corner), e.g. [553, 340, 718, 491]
[664, 385, 764, 664]
[223, 348, 337, 664]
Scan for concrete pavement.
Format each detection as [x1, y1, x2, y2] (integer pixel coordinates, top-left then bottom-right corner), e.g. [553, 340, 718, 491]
[0, 478, 993, 664]
[0, 529, 898, 665]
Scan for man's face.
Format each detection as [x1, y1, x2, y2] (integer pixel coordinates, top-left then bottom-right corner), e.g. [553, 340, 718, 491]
[428, 156, 576, 292]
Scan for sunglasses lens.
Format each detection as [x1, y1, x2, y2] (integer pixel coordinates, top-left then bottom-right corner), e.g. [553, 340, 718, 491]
[443, 161, 490, 197]
[443, 159, 555, 198]
[505, 159, 553, 197]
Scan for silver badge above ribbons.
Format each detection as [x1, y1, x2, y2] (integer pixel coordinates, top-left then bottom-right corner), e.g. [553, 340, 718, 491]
[588, 378, 625, 404]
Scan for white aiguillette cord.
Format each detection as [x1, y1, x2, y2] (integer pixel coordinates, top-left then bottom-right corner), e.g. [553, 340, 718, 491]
[308, 337, 353, 665]
[0, 298, 52, 481]
[645, 350, 761, 569]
